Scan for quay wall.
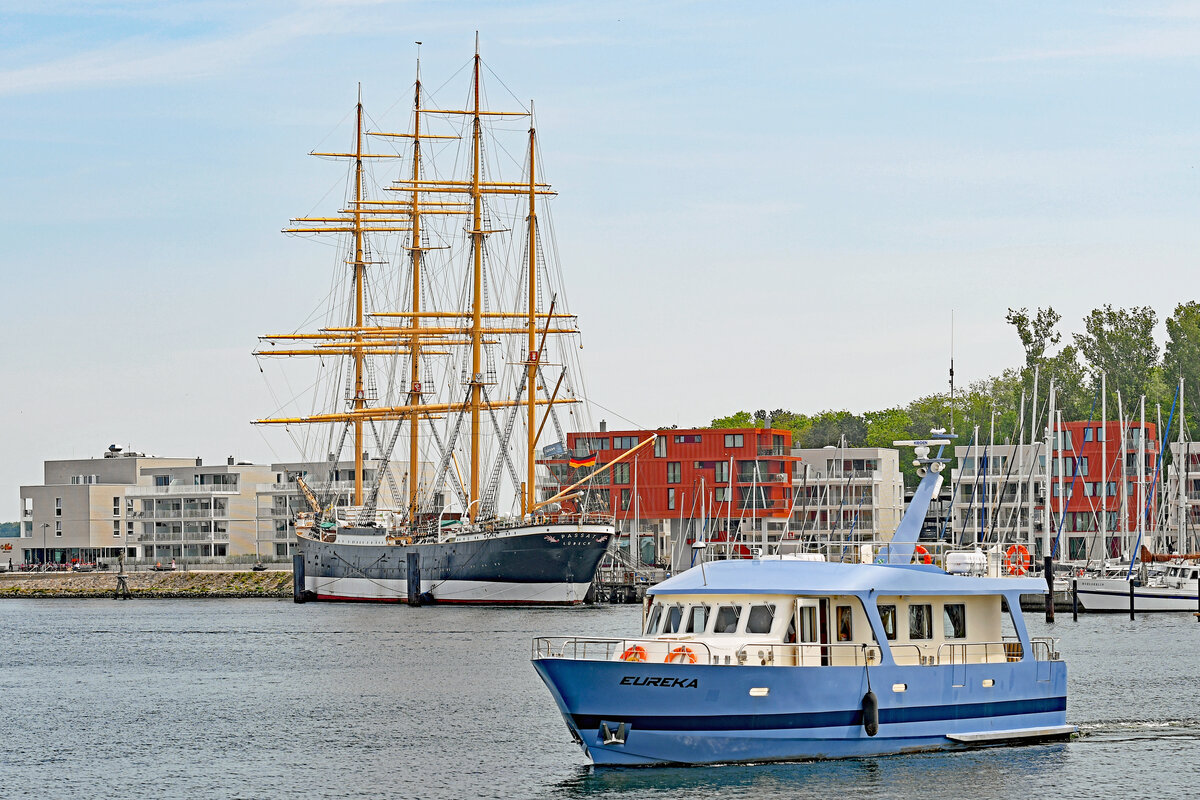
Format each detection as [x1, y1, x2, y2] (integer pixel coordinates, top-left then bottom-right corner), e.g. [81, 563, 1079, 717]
[0, 570, 292, 598]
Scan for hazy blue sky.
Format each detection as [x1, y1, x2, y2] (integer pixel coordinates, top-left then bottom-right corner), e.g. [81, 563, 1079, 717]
[3, 1, 1199, 515]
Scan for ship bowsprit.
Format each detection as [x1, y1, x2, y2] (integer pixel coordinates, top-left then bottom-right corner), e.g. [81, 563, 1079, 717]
[297, 522, 613, 604]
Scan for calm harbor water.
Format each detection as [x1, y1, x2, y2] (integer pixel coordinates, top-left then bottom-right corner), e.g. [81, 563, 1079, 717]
[0, 599, 1197, 799]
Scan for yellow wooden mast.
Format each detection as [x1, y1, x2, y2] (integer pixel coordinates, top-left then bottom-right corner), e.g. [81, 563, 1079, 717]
[351, 89, 367, 506]
[408, 69, 423, 521]
[525, 120, 538, 517]
[468, 46, 484, 522]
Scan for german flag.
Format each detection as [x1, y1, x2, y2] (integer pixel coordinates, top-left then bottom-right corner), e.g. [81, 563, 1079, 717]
[569, 452, 597, 469]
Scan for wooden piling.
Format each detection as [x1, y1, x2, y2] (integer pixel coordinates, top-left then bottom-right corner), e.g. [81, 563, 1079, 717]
[292, 553, 305, 604]
[1072, 577, 1078, 621]
[1129, 579, 1135, 620]
[407, 551, 421, 606]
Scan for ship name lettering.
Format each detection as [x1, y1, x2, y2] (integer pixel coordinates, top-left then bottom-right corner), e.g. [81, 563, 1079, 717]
[619, 676, 698, 688]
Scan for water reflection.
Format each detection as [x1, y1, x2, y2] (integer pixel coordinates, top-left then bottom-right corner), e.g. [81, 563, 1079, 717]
[552, 743, 1069, 799]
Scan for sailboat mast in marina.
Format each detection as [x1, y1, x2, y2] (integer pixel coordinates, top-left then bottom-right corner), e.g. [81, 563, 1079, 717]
[253, 45, 639, 604]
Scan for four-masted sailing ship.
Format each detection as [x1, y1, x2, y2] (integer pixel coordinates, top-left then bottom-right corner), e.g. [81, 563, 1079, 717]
[255, 46, 633, 603]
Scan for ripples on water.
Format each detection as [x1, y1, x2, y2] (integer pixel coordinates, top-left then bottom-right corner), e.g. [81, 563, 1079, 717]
[0, 601, 1196, 799]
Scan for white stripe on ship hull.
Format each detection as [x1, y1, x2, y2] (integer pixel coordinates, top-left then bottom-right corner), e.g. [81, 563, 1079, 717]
[306, 574, 591, 604]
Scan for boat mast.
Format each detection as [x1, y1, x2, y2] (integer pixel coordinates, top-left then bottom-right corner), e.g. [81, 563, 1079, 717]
[352, 86, 367, 506]
[408, 62, 425, 521]
[525, 114, 538, 517]
[1139, 397, 1146, 561]
[1100, 372, 1106, 563]
[469, 41, 484, 522]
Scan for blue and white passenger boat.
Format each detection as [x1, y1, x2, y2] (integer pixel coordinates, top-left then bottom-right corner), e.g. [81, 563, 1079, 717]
[531, 438, 1075, 765]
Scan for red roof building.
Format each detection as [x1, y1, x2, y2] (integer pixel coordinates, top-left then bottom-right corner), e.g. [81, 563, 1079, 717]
[540, 427, 797, 567]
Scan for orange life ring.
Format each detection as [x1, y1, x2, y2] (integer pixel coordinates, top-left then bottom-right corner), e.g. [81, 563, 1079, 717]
[620, 645, 648, 662]
[665, 646, 697, 664]
[1005, 544, 1031, 576]
[913, 545, 932, 565]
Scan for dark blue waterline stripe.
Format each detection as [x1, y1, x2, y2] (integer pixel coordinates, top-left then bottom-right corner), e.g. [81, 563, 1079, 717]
[571, 697, 1065, 733]
[1079, 590, 1199, 601]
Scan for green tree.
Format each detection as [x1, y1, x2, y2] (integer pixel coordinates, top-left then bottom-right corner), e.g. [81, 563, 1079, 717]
[1164, 301, 1200, 433]
[709, 411, 755, 429]
[864, 408, 914, 449]
[1005, 306, 1088, 421]
[1073, 305, 1159, 410]
[797, 410, 867, 449]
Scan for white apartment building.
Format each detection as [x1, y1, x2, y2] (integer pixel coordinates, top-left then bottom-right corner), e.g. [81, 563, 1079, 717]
[948, 443, 1047, 553]
[127, 459, 276, 561]
[18, 448, 198, 565]
[1165, 441, 1200, 555]
[788, 447, 906, 558]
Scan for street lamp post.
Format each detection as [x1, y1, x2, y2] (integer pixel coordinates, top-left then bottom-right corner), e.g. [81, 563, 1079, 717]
[40, 522, 49, 571]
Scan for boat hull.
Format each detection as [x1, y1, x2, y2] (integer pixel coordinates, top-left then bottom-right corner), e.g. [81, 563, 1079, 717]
[1075, 577, 1199, 612]
[299, 523, 612, 605]
[532, 658, 1069, 765]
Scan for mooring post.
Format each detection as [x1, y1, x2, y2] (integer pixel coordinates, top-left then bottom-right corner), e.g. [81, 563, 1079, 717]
[1044, 556, 1054, 622]
[1129, 579, 1135, 620]
[407, 552, 421, 606]
[1072, 577, 1078, 621]
[292, 553, 305, 604]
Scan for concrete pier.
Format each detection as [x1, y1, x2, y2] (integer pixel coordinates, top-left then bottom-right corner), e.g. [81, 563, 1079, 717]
[0, 570, 292, 598]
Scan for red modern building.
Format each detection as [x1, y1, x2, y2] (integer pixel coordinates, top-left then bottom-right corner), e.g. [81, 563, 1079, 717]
[540, 426, 798, 567]
[1050, 420, 1159, 560]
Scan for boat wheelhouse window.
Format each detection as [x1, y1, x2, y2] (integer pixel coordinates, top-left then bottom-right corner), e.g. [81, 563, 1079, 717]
[909, 604, 933, 640]
[714, 604, 742, 634]
[836, 605, 853, 642]
[943, 603, 966, 639]
[662, 604, 684, 634]
[644, 604, 663, 635]
[685, 604, 709, 634]
[798, 606, 818, 643]
[746, 604, 775, 634]
[878, 604, 898, 640]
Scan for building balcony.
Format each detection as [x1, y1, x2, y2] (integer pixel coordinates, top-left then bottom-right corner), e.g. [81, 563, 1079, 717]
[758, 446, 790, 456]
[127, 484, 238, 496]
[737, 472, 789, 484]
[266, 480, 357, 493]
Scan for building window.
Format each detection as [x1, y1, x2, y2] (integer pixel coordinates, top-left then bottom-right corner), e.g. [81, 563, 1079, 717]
[55, 497, 62, 517]
[724, 434, 744, 448]
[55, 522, 62, 537]
[1084, 427, 1093, 443]
[155, 475, 170, 487]
[1107, 481, 1117, 497]
[714, 487, 730, 502]
[113, 497, 121, 517]
[667, 488, 676, 510]
[127, 521, 134, 536]
[673, 434, 702, 444]
[620, 489, 631, 511]
[1096, 426, 1104, 442]
[1079, 457, 1088, 476]
[667, 462, 681, 483]
[715, 461, 729, 482]
[1069, 537, 1086, 559]
[613, 436, 638, 450]
[654, 436, 667, 458]
[612, 463, 630, 485]
[113, 522, 121, 538]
